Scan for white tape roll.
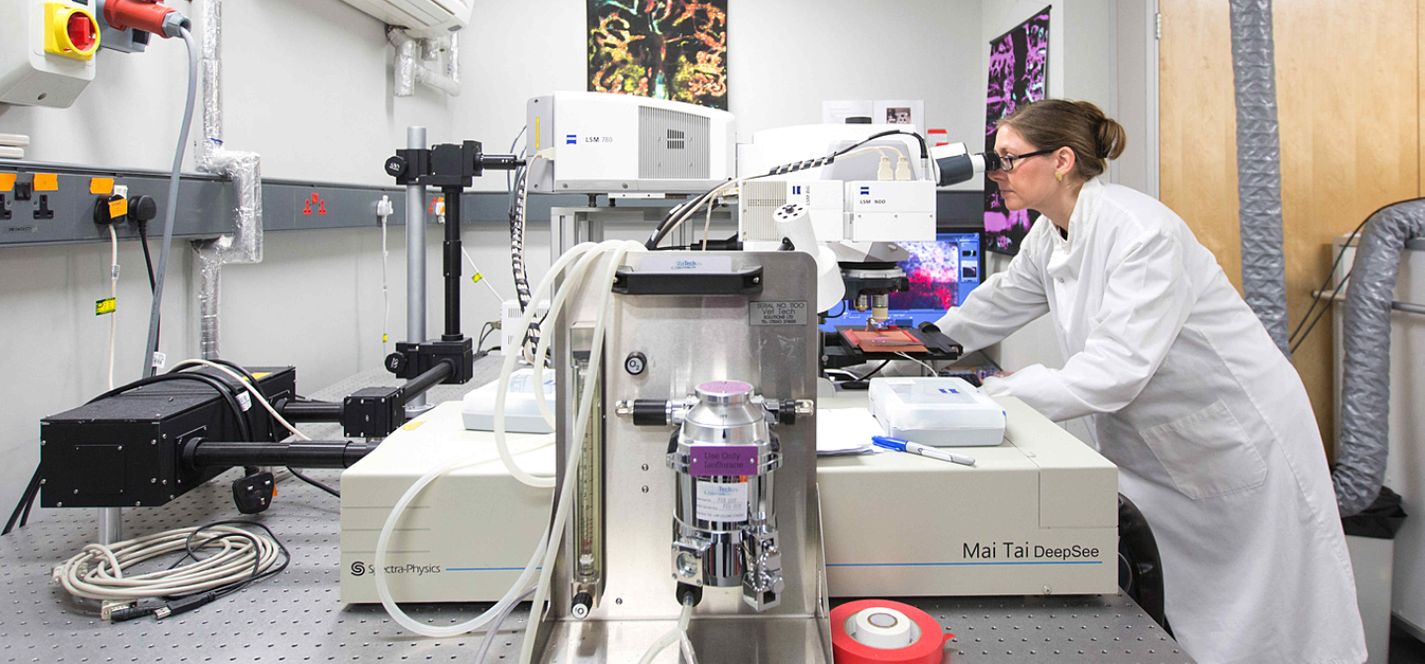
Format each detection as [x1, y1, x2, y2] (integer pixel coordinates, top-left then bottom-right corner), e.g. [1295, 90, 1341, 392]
[849, 606, 918, 649]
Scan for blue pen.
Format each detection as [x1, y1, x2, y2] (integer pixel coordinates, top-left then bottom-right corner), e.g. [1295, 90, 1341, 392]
[872, 435, 977, 467]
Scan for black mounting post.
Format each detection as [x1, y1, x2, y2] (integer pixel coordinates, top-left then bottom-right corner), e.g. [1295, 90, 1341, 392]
[442, 184, 463, 340]
[382, 139, 523, 385]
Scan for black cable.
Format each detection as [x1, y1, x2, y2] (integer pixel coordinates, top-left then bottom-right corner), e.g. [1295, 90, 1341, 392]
[136, 221, 157, 292]
[178, 360, 262, 440]
[135, 220, 161, 348]
[1285, 197, 1425, 353]
[286, 468, 339, 497]
[18, 483, 35, 528]
[2, 466, 42, 536]
[852, 360, 892, 382]
[91, 372, 252, 444]
[475, 321, 496, 354]
[824, 301, 847, 319]
[171, 520, 291, 601]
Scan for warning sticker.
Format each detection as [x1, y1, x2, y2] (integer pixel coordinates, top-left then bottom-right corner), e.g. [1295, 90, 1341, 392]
[749, 301, 808, 326]
[695, 481, 749, 523]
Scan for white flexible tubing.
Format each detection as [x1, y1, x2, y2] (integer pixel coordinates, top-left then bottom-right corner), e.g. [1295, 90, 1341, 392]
[474, 585, 537, 663]
[106, 225, 119, 389]
[493, 243, 601, 488]
[374, 242, 620, 640]
[527, 247, 609, 430]
[374, 455, 553, 638]
[638, 598, 697, 664]
[518, 241, 642, 664]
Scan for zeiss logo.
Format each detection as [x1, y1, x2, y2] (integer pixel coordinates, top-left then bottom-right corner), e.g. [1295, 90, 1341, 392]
[859, 186, 871, 195]
[565, 134, 577, 145]
[937, 387, 960, 395]
[792, 185, 803, 195]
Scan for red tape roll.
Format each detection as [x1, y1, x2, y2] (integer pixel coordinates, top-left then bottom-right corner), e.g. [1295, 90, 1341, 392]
[831, 599, 953, 664]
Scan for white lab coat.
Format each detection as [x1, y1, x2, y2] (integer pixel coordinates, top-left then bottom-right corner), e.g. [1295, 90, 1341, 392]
[937, 178, 1366, 664]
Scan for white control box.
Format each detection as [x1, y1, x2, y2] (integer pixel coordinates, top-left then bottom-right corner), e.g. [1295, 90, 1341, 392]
[461, 368, 554, 434]
[500, 298, 549, 355]
[738, 179, 847, 248]
[845, 180, 936, 242]
[340, 402, 555, 604]
[525, 92, 735, 194]
[0, 0, 100, 108]
[340, 393, 1116, 603]
[868, 377, 1006, 447]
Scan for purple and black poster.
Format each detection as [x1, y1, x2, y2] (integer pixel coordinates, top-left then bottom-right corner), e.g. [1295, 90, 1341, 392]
[984, 7, 1050, 255]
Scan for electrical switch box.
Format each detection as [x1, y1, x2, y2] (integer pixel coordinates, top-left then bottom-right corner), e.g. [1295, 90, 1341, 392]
[0, 1, 101, 108]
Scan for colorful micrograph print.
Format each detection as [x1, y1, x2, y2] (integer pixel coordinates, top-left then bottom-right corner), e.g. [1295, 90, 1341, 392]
[984, 7, 1050, 255]
[587, 0, 729, 110]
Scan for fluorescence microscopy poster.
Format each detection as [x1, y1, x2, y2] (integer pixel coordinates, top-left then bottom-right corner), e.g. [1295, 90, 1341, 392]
[984, 6, 1050, 255]
[587, 0, 729, 110]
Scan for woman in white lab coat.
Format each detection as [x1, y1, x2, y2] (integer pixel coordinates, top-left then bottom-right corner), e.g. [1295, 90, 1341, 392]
[938, 99, 1366, 664]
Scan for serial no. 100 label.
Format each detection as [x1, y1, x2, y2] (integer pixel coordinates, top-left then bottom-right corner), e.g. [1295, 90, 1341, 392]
[749, 301, 808, 326]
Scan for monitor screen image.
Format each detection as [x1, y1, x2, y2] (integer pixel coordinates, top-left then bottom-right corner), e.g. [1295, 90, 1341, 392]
[822, 231, 983, 331]
[889, 231, 982, 311]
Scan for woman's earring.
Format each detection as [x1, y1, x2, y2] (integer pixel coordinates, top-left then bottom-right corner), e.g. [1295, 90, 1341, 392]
[1055, 171, 1064, 183]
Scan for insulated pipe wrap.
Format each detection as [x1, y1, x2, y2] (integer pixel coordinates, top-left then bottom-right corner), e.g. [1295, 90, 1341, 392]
[1229, 0, 1289, 353]
[195, 0, 263, 358]
[1335, 200, 1425, 516]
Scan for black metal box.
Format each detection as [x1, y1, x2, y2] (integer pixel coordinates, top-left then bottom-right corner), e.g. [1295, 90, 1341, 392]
[39, 367, 297, 509]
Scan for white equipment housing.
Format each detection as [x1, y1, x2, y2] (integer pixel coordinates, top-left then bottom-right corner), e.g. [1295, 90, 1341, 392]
[340, 402, 553, 604]
[0, 0, 99, 108]
[339, 395, 1117, 602]
[525, 91, 735, 194]
[336, 0, 472, 37]
[736, 125, 936, 247]
[868, 377, 1006, 447]
[461, 368, 554, 434]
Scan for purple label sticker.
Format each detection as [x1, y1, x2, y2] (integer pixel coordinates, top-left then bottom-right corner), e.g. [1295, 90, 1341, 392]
[689, 445, 759, 477]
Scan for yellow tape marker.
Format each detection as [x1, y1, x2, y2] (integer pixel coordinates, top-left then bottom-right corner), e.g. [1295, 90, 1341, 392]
[108, 198, 128, 219]
[471, 272, 484, 284]
[381, 333, 389, 343]
[89, 177, 114, 195]
[401, 420, 426, 431]
[95, 297, 116, 315]
[0, 173, 17, 192]
[32, 173, 58, 192]
[251, 371, 271, 380]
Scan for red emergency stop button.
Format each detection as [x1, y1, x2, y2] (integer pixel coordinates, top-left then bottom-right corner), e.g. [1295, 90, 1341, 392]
[44, 2, 101, 61]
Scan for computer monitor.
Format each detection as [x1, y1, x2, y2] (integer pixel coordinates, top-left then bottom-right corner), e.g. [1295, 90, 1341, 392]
[821, 230, 983, 331]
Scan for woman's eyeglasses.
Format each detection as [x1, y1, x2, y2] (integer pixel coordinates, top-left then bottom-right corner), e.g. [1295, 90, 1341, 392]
[984, 148, 1056, 173]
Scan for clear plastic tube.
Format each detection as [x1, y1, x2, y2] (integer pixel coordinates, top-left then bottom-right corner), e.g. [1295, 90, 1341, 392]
[518, 241, 643, 663]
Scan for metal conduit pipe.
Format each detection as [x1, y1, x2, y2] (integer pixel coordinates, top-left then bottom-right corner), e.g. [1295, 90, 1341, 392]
[195, 0, 263, 360]
[387, 29, 459, 98]
[1335, 199, 1425, 516]
[1229, 0, 1289, 354]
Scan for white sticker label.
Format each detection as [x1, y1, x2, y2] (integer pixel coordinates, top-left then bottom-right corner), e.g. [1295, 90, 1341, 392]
[237, 391, 252, 411]
[749, 301, 808, 326]
[695, 481, 749, 523]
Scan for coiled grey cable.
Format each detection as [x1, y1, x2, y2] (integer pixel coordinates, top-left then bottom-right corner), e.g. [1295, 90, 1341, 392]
[56, 523, 281, 602]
